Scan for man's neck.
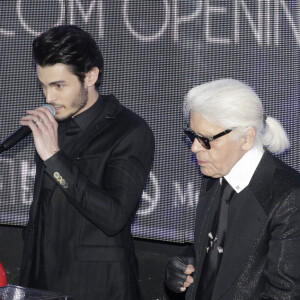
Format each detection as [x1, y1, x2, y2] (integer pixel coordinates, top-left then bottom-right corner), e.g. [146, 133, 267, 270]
[74, 89, 99, 117]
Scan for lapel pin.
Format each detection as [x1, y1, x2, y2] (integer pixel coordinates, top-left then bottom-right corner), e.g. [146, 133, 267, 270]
[217, 246, 224, 253]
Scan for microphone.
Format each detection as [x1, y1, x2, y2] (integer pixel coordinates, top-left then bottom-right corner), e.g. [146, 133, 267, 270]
[0, 104, 55, 154]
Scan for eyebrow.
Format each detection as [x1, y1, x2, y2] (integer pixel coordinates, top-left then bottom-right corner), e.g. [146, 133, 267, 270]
[189, 127, 208, 138]
[195, 131, 209, 138]
[187, 124, 204, 136]
[38, 79, 67, 86]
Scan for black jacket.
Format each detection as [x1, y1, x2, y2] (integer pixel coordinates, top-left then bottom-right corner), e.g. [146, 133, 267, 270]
[20, 95, 155, 300]
[186, 151, 300, 299]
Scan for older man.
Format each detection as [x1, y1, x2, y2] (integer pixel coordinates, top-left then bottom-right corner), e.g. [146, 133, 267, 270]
[165, 79, 300, 299]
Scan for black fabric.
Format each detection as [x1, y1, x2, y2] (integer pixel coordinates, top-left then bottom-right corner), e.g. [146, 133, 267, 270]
[57, 97, 104, 144]
[20, 94, 155, 300]
[72, 96, 103, 131]
[65, 118, 81, 136]
[34, 117, 83, 290]
[185, 151, 300, 299]
[197, 178, 235, 300]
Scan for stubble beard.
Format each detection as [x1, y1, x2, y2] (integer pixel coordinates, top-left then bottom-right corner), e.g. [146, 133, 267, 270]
[55, 86, 88, 121]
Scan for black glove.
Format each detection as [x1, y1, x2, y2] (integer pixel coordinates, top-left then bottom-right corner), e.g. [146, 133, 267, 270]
[165, 256, 195, 293]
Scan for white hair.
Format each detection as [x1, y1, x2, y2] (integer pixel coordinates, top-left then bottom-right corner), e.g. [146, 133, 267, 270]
[184, 78, 289, 154]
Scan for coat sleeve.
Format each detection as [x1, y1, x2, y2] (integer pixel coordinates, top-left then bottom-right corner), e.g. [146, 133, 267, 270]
[261, 187, 300, 299]
[43, 122, 155, 236]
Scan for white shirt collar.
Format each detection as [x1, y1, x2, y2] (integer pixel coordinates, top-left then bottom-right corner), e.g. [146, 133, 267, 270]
[224, 145, 264, 193]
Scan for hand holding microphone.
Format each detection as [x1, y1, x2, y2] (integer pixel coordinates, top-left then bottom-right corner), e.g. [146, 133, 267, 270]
[20, 104, 60, 161]
[0, 104, 59, 161]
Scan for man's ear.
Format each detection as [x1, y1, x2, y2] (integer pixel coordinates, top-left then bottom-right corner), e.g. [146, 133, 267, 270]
[85, 67, 100, 87]
[242, 127, 256, 151]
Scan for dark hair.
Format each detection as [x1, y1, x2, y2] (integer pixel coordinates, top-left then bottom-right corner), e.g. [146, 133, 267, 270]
[32, 25, 104, 88]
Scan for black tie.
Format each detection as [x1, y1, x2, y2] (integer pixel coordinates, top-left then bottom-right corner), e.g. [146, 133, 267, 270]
[197, 178, 235, 299]
[66, 118, 81, 135]
[58, 118, 81, 148]
[213, 178, 235, 251]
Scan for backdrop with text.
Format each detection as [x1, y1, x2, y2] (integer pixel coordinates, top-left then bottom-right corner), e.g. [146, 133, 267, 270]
[0, 0, 299, 243]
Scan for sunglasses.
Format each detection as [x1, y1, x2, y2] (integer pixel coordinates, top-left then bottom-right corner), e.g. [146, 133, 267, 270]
[183, 124, 232, 150]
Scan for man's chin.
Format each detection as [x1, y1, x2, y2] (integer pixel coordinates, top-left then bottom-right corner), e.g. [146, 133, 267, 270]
[55, 115, 68, 122]
[200, 166, 219, 178]
[55, 110, 78, 122]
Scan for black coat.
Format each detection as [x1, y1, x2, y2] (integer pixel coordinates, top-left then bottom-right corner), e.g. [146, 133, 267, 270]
[186, 151, 300, 299]
[19, 95, 155, 300]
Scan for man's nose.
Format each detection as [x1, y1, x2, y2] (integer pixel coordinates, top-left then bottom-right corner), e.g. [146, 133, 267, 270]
[191, 139, 206, 153]
[44, 89, 56, 103]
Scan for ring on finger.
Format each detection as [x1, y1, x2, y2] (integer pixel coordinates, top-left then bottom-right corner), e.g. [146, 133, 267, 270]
[34, 118, 42, 126]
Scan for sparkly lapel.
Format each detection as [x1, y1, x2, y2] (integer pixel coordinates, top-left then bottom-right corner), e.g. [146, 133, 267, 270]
[211, 152, 275, 299]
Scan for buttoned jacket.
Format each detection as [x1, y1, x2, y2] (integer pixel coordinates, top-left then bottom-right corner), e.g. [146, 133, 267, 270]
[186, 151, 300, 299]
[20, 95, 155, 300]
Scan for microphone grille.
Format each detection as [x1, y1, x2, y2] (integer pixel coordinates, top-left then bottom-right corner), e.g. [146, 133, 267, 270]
[43, 104, 55, 116]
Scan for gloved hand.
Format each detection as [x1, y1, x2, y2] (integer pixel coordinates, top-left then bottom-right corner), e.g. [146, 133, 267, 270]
[165, 256, 195, 293]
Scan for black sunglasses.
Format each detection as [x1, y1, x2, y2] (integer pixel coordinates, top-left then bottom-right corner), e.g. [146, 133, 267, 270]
[183, 124, 232, 150]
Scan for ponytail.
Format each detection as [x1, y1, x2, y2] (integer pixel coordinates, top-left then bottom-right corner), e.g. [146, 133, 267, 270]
[260, 116, 289, 154]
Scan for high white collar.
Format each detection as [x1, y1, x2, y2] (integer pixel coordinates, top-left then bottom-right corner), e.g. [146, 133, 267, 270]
[223, 145, 264, 193]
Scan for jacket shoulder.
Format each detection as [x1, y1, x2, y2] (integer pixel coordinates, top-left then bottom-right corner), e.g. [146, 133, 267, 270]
[272, 154, 300, 193]
[254, 152, 300, 214]
[102, 94, 152, 130]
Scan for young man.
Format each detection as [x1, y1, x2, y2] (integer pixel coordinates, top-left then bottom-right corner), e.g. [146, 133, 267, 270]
[165, 79, 300, 299]
[19, 25, 155, 300]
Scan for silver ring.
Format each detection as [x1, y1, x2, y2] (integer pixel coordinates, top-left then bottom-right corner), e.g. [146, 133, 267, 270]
[34, 118, 42, 126]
